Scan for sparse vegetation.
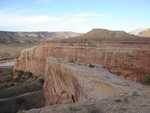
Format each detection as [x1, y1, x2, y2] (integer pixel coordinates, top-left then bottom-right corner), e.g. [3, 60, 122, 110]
[143, 74, 150, 84]
[88, 42, 97, 47]
[69, 105, 81, 111]
[69, 59, 75, 63]
[88, 64, 95, 68]
[0, 43, 36, 59]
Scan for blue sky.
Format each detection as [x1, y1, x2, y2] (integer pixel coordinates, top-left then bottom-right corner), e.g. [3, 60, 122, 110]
[0, 0, 149, 32]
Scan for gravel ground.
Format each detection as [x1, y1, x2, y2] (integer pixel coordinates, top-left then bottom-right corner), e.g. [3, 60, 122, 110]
[25, 95, 150, 113]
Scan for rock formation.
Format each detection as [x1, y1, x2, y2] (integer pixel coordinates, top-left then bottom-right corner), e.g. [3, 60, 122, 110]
[44, 58, 81, 105]
[14, 42, 150, 82]
[14, 29, 150, 82]
[43, 57, 141, 105]
[13, 29, 150, 109]
[14, 46, 145, 106]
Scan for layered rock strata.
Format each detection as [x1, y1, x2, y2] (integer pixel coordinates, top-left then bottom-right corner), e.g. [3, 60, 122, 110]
[44, 58, 81, 105]
[15, 54, 143, 105]
[14, 43, 150, 81]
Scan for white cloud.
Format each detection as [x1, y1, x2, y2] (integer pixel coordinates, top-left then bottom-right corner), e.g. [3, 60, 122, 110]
[2, 12, 148, 32]
[0, 12, 104, 32]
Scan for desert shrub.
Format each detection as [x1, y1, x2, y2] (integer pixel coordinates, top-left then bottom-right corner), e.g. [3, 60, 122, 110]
[69, 105, 81, 111]
[88, 64, 95, 68]
[69, 59, 75, 63]
[88, 42, 96, 47]
[15, 70, 24, 77]
[0, 68, 12, 76]
[143, 74, 150, 84]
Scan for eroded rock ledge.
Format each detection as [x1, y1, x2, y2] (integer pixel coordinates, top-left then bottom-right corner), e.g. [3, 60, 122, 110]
[44, 58, 82, 105]
[14, 43, 150, 82]
[14, 54, 144, 107]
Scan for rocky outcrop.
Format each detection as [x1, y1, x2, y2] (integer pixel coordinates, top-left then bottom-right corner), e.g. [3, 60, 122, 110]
[43, 57, 140, 105]
[14, 51, 145, 106]
[14, 29, 150, 82]
[13, 29, 150, 107]
[14, 56, 83, 105]
[14, 43, 150, 82]
[44, 58, 81, 105]
[12, 28, 150, 113]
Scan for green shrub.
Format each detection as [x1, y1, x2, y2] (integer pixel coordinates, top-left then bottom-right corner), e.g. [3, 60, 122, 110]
[69, 105, 81, 111]
[143, 74, 150, 84]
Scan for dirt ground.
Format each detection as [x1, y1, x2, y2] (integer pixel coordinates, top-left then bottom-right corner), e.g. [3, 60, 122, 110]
[25, 95, 150, 113]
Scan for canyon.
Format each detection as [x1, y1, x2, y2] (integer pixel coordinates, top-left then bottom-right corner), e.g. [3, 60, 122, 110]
[14, 41, 150, 82]
[1, 29, 150, 113]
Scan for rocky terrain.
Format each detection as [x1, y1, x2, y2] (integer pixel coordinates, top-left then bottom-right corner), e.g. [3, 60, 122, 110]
[25, 95, 150, 113]
[18, 57, 150, 113]
[15, 57, 149, 113]
[1, 28, 150, 113]
[14, 29, 150, 82]
[0, 61, 45, 113]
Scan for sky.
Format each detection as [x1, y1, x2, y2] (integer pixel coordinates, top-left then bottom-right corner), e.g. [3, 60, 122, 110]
[0, 0, 150, 32]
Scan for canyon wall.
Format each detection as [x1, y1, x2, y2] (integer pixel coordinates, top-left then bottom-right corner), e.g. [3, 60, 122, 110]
[13, 42, 150, 105]
[14, 43, 150, 82]
[44, 58, 81, 105]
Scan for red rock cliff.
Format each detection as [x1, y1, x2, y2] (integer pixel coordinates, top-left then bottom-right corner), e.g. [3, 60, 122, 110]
[44, 58, 81, 105]
[14, 43, 150, 82]
[13, 42, 150, 105]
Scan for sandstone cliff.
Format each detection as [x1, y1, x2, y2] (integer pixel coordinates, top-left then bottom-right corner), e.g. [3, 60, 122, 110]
[44, 58, 81, 105]
[14, 42, 148, 106]
[13, 29, 150, 107]
[43, 57, 140, 103]
[14, 43, 150, 82]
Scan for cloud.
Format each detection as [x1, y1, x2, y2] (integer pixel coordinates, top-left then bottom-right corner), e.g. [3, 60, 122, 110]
[0, 12, 104, 32]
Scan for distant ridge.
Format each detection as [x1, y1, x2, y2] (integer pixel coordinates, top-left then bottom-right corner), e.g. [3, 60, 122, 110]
[59, 28, 142, 43]
[0, 31, 81, 44]
[130, 28, 150, 37]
